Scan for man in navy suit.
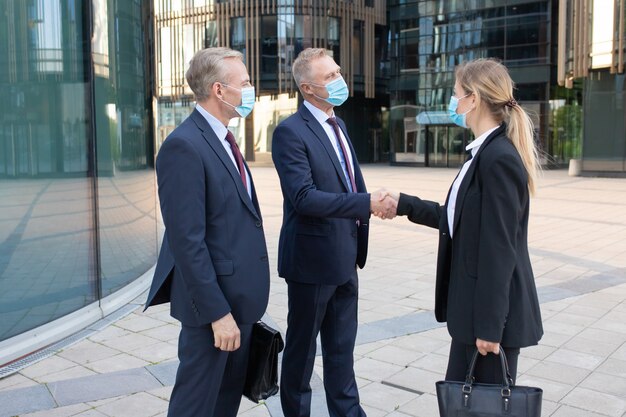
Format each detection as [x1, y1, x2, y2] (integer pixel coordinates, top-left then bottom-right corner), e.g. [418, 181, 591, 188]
[272, 48, 392, 417]
[145, 47, 270, 417]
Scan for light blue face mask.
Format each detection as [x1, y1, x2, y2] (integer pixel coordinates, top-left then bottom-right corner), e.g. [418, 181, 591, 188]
[310, 76, 349, 107]
[221, 84, 255, 118]
[448, 94, 472, 128]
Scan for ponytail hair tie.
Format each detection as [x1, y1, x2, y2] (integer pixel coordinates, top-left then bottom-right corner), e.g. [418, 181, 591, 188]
[505, 99, 518, 108]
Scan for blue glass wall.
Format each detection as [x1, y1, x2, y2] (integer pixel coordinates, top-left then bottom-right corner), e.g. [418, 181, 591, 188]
[0, 0, 156, 343]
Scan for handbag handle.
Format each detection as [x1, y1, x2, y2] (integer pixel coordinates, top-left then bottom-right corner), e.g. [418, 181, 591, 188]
[463, 347, 514, 392]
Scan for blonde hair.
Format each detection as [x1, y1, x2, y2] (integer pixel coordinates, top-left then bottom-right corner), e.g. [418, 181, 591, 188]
[185, 47, 243, 101]
[292, 48, 329, 89]
[455, 58, 540, 195]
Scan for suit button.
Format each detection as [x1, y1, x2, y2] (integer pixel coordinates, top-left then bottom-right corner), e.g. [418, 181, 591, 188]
[255, 221, 262, 228]
[351, 232, 357, 238]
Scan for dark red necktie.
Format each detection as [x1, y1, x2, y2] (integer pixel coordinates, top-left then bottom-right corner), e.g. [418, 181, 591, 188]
[225, 131, 247, 190]
[327, 117, 357, 193]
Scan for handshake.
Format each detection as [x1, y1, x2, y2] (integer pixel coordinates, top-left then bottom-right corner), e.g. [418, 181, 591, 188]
[370, 189, 399, 220]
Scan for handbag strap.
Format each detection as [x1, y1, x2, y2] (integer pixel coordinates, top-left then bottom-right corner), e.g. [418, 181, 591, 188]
[464, 347, 513, 389]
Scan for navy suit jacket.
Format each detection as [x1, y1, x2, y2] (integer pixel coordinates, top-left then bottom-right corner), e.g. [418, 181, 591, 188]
[272, 104, 370, 285]
[145, 109, 270, 326]
[397, 124, 543, 347]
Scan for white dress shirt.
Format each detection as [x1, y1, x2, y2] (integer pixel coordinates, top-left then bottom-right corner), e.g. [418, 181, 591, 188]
[303, 101, 355, 189]
[447, 125, 500, 237]
[195, 104, 251, 198]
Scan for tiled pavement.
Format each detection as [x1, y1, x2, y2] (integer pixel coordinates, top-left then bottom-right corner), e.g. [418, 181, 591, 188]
[1, 166, 626, 417]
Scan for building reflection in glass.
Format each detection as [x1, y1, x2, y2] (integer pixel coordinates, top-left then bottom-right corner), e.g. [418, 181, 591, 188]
[0, 0, 156, 343]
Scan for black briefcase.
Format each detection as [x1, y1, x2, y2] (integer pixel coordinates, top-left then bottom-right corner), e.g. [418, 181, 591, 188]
[243, 321, 285, 403]
[436, 348, 543, 416]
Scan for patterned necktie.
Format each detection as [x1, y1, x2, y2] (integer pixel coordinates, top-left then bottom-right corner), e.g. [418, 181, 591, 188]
[224, 131, 247, 190]
[326, 117, 357, 193]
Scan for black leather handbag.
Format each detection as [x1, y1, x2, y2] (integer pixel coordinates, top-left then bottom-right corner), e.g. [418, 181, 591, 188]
[243, 321, 285, 403]
[436, 348, 542, 416]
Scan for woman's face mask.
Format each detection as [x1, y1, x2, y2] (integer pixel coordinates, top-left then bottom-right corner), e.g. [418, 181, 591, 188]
[308, 76, 349, 107]
[448, 93, 473, 128]
[220, 84, 256, 118]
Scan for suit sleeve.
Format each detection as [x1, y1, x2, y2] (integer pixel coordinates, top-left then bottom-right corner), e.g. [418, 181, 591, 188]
[473, 153, 526, 342]
[397, 193, 442, 229]
[272, 123, 371, 221]
[156, 136, 231, 325]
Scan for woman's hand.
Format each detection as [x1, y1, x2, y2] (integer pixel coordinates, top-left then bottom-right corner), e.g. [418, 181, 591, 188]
[476, 338, 500, 356]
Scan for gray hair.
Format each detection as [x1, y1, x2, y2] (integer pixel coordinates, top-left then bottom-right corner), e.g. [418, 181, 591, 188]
[292, 48, 329, 87]
[185, 47, 243, 101]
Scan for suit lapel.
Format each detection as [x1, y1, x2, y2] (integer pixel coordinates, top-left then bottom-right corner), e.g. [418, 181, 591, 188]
[451, 125, 506, 237]
[190, 110, 260, 220]
[299, 105, 352, 193]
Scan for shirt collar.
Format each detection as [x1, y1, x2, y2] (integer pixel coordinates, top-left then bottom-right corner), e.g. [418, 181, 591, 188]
[466, 125, 500, 157]
[303, 100, 335, 126]
[195, 104, 228, 141]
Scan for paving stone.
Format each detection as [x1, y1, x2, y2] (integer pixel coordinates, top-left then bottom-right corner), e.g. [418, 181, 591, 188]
[146, 361, 178, 386]
[383, 366, 443, 396]
[48, 368, 161, 406]
[354, 357, 404, 382]
[550, 404, 611, 417]
[365, 344, 425, 367]
[398, 393, 440, 417]
[525, 360, 590, 385]
[545, 348, 604, 370]
[20, 403, 92, 417]
[32, 364, 98, 384]
[560, 387, 626, 416]
[58, 340, 121, 366]
[0, 385, 55, 417]
[19, 355, 80, 379]
[84, 353, 151, 374]
[358, 381, 419, 412]
[0, 373, 37, 392]
[579, 372, 626, 398]
[93, 392, 168, 417]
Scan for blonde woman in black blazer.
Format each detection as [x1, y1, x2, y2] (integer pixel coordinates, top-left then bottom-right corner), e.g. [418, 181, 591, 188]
[381, 59, 543, 383]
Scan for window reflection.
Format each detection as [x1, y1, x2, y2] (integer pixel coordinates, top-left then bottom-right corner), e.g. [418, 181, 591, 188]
[0, 0, 156, 343]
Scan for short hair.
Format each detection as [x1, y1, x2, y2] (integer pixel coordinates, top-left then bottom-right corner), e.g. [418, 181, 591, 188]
[185, 47, 243, 101]
[292, 48, 329, 87]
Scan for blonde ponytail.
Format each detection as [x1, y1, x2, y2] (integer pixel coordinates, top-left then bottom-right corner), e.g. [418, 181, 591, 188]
[506, 105, 540, 196]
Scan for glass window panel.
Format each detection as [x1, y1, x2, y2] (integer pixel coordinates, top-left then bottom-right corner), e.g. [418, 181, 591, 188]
[93, 0, 157, 296]
[0, 0, 97, 342]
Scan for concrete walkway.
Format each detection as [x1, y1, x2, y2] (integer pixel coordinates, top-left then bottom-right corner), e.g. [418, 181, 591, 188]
[1, 166, 626, 417]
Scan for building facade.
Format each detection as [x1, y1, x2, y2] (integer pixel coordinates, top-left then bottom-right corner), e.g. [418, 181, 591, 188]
[388, 0, 582, 168]
[154, 0, 389, 163]
[558, 0, 626, 175]
[0, 0, 157, 365]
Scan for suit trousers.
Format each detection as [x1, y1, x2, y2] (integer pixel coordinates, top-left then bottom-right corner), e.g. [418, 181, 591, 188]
[280, 272, 366, 417]
[445, 339, 520, 384]
[168, 323, 253, 417]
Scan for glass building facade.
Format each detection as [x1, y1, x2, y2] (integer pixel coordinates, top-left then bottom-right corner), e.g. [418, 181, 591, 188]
[557, 0, 626, 175]
[389, 0, 582, 167]
[0, 0, 157, 362]
[155, 0, 389, 163]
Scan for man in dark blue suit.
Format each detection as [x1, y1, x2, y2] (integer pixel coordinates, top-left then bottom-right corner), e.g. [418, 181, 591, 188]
[272, 48, 392, 417]
[145, 47, 270, 417]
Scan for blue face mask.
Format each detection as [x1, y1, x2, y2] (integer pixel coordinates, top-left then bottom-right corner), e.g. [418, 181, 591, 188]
[310, 76, 349, 107]
[448, 94, 472, 128]
[220, 84, 255, 118]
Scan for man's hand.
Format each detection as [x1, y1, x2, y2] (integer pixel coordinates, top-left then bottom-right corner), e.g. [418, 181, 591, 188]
[211, 313, 240, 351]
[370, 189, 398, 219]
[476, 338, 500, 356]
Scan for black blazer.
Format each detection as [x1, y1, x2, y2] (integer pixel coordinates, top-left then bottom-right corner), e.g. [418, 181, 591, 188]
[397, 124, 543, 347]
[145, 109, 270, 326]
[271, 104, 370, 285]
